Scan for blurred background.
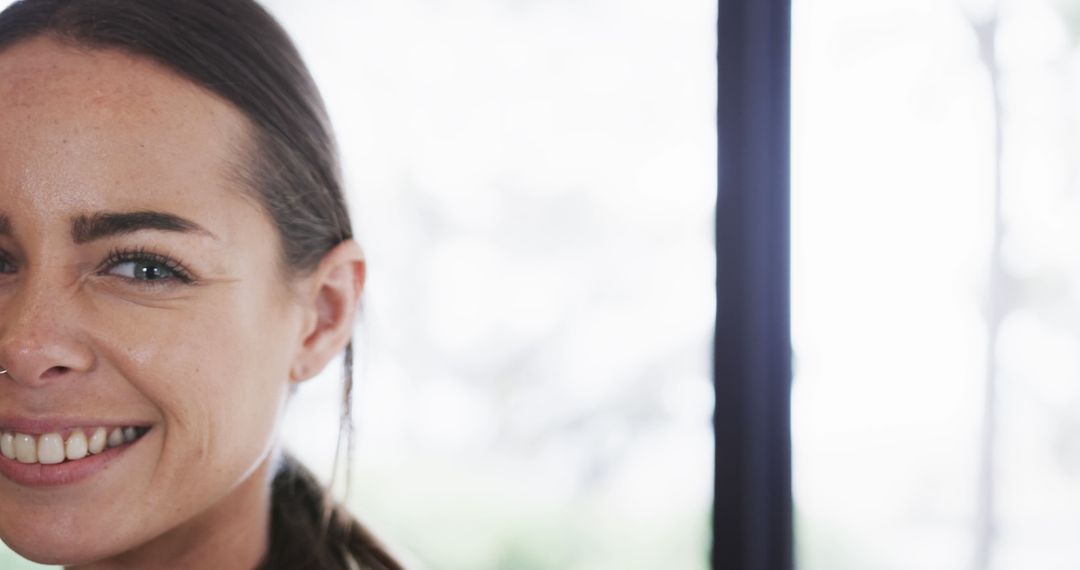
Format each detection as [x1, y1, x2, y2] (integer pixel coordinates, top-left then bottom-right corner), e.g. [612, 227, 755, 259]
[6, 0, 1080, 568]
[0, 0, 716, 569]
[793, 0, 1080, 568]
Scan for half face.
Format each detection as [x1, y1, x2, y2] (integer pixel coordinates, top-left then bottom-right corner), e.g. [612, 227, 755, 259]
[0, 36, 307, 565]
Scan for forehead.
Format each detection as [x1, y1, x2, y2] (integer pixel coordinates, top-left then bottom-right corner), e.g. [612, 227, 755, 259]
[0, 35, 256, 238]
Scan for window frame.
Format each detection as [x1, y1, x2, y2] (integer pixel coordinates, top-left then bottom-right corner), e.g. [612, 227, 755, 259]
[713, 0, 793, 568]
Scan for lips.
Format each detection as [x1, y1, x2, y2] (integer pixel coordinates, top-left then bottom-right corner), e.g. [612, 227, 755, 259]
[0, 420, 153, 488]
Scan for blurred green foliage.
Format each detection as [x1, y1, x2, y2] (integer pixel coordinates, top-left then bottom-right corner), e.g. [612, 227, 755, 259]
[347, 456, 710, 570]
[1054, 0, 1080, 44]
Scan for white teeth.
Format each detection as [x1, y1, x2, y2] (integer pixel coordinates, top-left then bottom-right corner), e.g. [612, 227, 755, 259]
[14, 434, 36, 464]
[37, 433, 65, 465]
[88, 427, 107, 455]
[0, 433, 13, 460]
[66, 430, 88, 461]
[0, 426, 145, 465]
[107, 428, 124, 448]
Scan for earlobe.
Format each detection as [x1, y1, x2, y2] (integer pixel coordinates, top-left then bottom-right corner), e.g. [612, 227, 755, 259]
[290, 239, 365, 383]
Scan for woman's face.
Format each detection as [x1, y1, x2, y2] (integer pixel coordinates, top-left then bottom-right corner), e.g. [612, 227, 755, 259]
[0, 37, 311, 564]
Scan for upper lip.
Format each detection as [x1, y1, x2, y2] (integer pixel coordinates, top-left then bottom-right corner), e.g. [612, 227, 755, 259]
[0, 416, 152, 435]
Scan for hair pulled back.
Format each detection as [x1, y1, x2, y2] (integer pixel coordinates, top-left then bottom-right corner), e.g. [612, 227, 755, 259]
[0, 1, 398, 568]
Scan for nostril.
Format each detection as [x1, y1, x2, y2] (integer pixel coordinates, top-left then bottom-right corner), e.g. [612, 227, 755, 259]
[40, 366, 71, 380]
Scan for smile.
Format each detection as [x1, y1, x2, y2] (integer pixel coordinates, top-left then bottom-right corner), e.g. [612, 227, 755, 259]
[0, 426, 150, 465]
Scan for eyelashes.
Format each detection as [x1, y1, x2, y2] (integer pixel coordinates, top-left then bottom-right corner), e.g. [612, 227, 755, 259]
[0, 246, 198, 289]
[98, 246, 197, 287]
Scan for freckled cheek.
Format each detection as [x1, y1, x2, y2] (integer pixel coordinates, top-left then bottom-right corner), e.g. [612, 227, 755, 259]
[92, 304, 288, 465]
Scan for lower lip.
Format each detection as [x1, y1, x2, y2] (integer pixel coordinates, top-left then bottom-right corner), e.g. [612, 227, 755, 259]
[0, 433, 147, 488]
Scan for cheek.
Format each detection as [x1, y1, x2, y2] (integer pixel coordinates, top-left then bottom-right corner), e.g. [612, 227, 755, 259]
[93, 285, 295, 469]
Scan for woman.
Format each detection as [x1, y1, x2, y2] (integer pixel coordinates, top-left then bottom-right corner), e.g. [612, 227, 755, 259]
[0, 0, 403, 568]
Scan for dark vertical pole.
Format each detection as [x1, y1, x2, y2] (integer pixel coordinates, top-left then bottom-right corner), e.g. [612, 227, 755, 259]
[713, 0, 792, 568]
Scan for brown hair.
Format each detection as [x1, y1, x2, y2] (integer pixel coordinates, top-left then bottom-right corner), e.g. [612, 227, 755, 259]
[0, 1, 400, 568]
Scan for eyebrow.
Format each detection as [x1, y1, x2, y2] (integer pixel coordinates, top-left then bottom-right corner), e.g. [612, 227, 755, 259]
[0, 210, 217, 243]
[70, 211, 217, 244]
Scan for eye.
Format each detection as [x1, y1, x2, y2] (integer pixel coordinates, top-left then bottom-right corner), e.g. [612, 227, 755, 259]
[110, 260, 175, 281]
[99, 247, 196, 287]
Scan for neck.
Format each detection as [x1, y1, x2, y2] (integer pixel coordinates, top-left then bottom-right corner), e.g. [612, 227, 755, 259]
[68, 457, 274, 570]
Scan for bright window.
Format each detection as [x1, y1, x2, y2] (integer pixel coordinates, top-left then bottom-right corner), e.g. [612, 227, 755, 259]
[0, 1, 716, 569]
[793, 0, 1080, 568]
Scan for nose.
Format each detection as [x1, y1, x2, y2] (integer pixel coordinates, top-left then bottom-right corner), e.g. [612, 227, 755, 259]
[0, 285, 96, 387]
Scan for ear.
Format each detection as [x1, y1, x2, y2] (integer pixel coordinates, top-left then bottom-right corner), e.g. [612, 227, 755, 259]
[290, 239, 366, 382]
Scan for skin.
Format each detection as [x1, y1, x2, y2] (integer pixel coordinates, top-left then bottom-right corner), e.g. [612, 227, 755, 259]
[0, 36, 365, 568]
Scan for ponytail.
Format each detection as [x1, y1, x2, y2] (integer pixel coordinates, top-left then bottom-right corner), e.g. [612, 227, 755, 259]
[260, 454, 404, 570]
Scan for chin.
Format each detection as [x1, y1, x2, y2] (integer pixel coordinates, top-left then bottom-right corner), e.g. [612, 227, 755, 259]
[0, 511, 129, 567]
